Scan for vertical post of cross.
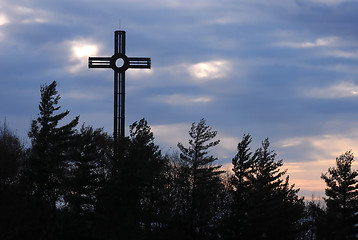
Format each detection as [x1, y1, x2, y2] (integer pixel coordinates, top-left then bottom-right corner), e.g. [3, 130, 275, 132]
[88, 30, 151, 161]
[114, 31, 126, 159]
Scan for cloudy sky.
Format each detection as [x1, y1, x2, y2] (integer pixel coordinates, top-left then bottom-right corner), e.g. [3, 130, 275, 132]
[2, 0, 358, 199]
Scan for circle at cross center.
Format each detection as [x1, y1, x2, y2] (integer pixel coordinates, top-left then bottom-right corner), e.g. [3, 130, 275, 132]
[115, 58, 125, 68]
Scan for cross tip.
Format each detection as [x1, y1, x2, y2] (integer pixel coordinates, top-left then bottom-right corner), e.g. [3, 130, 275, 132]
[115, 30, 126, 34]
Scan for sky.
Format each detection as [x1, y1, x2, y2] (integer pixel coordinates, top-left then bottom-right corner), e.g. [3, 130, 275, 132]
[2, 0, 358, 199]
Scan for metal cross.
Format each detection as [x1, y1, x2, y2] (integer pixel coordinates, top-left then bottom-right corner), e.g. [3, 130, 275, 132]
[88, 30, 151, 159]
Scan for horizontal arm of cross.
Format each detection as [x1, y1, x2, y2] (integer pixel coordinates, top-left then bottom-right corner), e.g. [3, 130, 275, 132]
[88, 55, 151, 71]
[128, 57, 151, 69]
[88, 57, 111, 68]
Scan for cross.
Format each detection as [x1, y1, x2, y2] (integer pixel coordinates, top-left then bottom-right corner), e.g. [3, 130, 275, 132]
[88, 30, 151, 160]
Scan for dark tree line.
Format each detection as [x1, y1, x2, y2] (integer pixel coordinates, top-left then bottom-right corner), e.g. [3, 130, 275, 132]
[1, 81, 358, 239]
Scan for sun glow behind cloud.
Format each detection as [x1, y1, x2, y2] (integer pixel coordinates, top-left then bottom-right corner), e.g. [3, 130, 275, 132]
[0, 14, 9, 25]
[188, 60, 232, 81]
[66, 39, 99, 73]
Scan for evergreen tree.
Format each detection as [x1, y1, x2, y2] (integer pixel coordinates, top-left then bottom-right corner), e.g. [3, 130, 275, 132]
[304, 200, 327, 240]
[25, 81, 79, 238]
[27, 81, 79, 205]
[230, 136, 305, 239]
[127, 118, 167, 238]
[65, 125, 111, 214]
[177, 118, 224, 239]
[97, 118, 166, 240]
[0, 121, 24, 193]
[248, 138, 305, 239]
[229, 134, 253, 239]
[321, 151, 358, 239]
[62, 125, 112, 239]
[0, 121, 29, 239]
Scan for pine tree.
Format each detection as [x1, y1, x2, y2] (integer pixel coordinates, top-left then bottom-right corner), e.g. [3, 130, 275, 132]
[0, 122, 29, 239]
[27, 81, 79, 209]
[0, 121, 24, 193]
[177, 118, 224, 239]
[65, 125, 111, 214]
[321, 151, 358, 239]
[230, 136, 305, 239]
[229, 134, 253, 239]
[97, 118, 166, 239]
[248, 138, 304, 239]
[127, 118, 166, 237]
[61, 125, 112, 239]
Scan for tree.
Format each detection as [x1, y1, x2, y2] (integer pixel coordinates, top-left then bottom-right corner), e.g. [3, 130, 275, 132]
[61, 125, 112, 239]
[27, 81, 79, 205]
[248, 138, 305, 239]
[127, 118, 167, 237]
[176, 118, 224, 239]
[0, 121, 25, 194]
[65, 125, 112, 214]
[321, 151, 358, 239]
[304, 199, 327, 240]
[25, 81, 79, 238]
[230, 136, 305, 239]
[96, 118, 167, 240]
[0, 121, 30, 240]
[229, 134, 254, 239]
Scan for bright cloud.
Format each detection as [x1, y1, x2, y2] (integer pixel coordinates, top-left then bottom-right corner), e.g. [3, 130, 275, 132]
[127, 68, 153, 79]
[214, 134, 240, 160]
[324, 50, 358, 59]
[188, 60, 232, 81]
[153, 94, 213, 105]
[303, 81, 358, 99]
[157, 60, 233, 85]
[0, 14, 9, 25]
[276, 36, 339, 48]
[9, 5, 50, 24]
[151, 123, 191, 152]
[65, 39, 100, 74]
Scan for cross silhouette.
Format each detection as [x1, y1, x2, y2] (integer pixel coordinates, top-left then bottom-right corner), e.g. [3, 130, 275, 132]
[89, 30, 151, 159]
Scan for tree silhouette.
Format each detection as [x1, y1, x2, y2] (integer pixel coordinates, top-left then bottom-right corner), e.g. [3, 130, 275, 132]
[25, 81, 79, 239]
[127, 118, 167, 238]
[1, 78, 339, 239]
[229, 134, 253, 239]
[249, 138, 304, 239]
[0, 121, 24, 193]
[321, 151, 358, 239]
[230, 136, 305, 239]
[177, 118, 224, 239]
[0, 122, 29, 239]
[96, 118, 167, 240]
[27, 81, 79, 205]
[62, 125, 112, 239]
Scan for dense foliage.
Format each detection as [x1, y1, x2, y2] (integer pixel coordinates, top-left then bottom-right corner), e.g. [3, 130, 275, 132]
[1, 81, 358, 239]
